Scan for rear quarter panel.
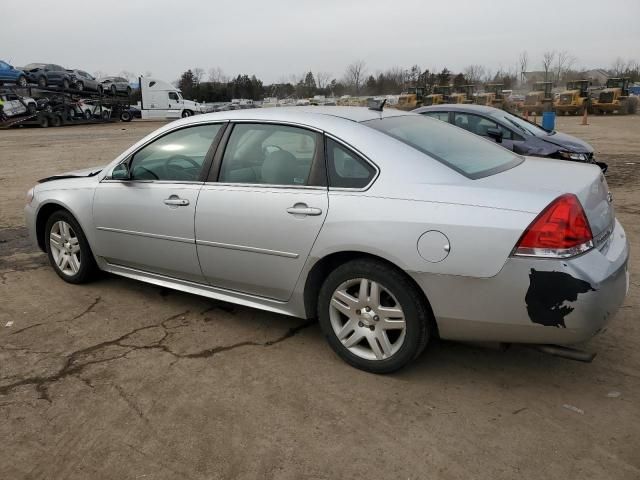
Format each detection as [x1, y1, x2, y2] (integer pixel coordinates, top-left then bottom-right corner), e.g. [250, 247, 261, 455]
[312, 192, 536, 278]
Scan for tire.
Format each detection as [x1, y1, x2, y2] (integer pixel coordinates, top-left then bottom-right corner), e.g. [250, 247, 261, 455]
[628, 97, 639, 114]
[62, 78, 70, 89]
[126, 86, 132, 96]
[120, 110, 132, 122]
[84, 109, 92, 120]
[45, 210, 98, 284]
[97, 85, 103, 95]
[51, 114, 62, 127]
[39, 115, 49, 128]
[75, 81, 84, 91]
[317, 258, 431, 373]
[38, 76, 47, 88]
[27, 103, 37, 115]
[17, 75, 27, 88]
[101, 110, 111, 120]
[110, 85, 117, 95]
[181, 110, 192, 118]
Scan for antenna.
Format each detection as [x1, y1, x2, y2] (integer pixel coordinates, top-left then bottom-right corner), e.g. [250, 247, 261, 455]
[368, 98, 386, 112]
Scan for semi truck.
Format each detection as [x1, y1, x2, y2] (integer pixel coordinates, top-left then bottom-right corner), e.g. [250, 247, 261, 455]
[138, 77, 205, 119]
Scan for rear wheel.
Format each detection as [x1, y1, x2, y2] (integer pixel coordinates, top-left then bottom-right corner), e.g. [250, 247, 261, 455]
[110, 85, 117, 95]
[120, 110, 132, 122]
[45, 211, 98, 284]
[84, 109, 92, 120]
[75, 81, 84, 91]
[62, 78, 70, 89]
[51, 114, 62, 127]
[101, 109, 111, 120]
[318, 258, 431, 373]
[38, 76, 47, 88]
[17, 75, 27, 87]
[181, 110, 192, 118]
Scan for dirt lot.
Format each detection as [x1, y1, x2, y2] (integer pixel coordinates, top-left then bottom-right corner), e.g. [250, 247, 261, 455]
[1, 116, 639, 479]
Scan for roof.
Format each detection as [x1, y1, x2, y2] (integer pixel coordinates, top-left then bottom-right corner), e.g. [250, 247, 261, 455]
[191, 106, 416, 125]
[413, 104, 498, 114]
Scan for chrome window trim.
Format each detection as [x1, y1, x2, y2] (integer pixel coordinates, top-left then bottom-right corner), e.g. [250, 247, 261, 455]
[229, 118, 324, 133]
[202, 183, 326, 191]
[324, 133, 380, 192]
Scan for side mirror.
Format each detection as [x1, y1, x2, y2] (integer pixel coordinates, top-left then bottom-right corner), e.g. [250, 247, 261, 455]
[111, 163, 131, 180]
[487, 127, 503, 143]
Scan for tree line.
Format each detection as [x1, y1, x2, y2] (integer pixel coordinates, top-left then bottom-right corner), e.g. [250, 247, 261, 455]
[169, 54, 640, 102]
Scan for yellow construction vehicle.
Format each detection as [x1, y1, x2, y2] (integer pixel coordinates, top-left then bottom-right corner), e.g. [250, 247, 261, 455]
[475, 83, 507, 107]
[423, 85, 451, 106]
[394, 86, 426, 111]
[592, 77, 638, 115]
[522, 82, 554, 114]
[555, 80, 591, 115]
[450, 85, 475, 104]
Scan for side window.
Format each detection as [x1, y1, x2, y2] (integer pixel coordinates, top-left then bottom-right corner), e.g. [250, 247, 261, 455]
[423, 111, 450, 122]
[219, 123, 317, 186]
[453, 113, 512, 140]
[168, 92, 179, 101]
[0, 61, 8, 70]
[129, 124, 222, 181]
[326, 138, 376, 189]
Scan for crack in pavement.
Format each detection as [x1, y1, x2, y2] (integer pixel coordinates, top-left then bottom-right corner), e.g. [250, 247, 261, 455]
[70, 296, 102, 321]
[0, 310, 316, 402]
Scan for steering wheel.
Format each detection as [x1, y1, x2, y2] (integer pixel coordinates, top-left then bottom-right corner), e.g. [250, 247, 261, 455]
[262, 144, 283, 156]
[134, 165, 159, 180]
[166, 155, 200, 169]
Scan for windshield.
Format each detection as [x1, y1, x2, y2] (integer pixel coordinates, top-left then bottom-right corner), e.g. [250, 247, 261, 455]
[489, 110, 550, 137]
[363, 115, 522, 179]
[24, 63, 45, 69]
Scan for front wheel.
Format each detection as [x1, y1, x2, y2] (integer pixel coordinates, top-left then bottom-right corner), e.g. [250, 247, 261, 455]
[181, 110, 192, 118]
[75, 81, 84, 91]
[318, 258, 431, 373]
[45, 211, 98, 283]
[120, 110, 132, 122]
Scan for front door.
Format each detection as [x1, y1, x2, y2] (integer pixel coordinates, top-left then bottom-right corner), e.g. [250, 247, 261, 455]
[195, 122, 328, 301]
[93, 123, 224, 282]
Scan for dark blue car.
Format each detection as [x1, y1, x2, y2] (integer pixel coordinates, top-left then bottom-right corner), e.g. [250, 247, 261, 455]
[0, 60, 27, 87]
[413, 104, 606, 171]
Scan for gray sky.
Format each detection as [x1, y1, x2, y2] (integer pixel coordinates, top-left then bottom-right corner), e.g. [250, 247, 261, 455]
[3, 0, 639, 84]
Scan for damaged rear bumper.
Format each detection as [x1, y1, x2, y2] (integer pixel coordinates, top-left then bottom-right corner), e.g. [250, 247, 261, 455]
[410, 219, 629, 345]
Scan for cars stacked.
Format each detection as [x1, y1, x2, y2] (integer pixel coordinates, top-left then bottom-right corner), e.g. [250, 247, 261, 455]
[66, 70, 103, 93]
[0, 61, 28, 87]
[98, 76, 131, 95]
[21, 63, 72, 89]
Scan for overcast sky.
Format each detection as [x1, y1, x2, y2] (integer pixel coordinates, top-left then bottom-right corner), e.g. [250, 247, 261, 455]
[3, 0, 639, 84]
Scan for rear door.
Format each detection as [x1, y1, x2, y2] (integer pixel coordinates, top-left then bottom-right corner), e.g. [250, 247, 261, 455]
[195, 122, 328, 300]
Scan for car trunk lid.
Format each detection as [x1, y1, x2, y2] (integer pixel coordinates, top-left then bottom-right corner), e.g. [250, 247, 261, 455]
[477, 156, 614, 239]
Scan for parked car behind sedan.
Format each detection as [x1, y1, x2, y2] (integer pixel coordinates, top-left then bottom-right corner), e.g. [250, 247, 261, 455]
[66, 69, 102, 93]
[21, 63, 72, 89]
[24, 107, 628, 373]
[413, 104, 607, 171]
[98, 76, 131, 95]
[0, 60, 28, 87]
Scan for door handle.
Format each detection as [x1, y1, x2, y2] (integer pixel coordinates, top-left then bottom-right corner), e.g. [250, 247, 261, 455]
[164, 197, 190, 206]
[286, 204, 322, 216]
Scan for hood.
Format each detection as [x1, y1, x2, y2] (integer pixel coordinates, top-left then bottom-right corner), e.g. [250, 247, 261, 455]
[540, 131, 592, 153]
[39, 165, 104, 183]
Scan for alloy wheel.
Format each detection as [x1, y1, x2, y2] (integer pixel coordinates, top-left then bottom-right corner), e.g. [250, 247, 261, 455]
[329, 278, 406, 361]
[49, 220, 81, 276]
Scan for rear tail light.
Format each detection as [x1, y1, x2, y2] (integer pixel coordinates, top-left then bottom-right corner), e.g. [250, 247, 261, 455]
[513, 194, 593, 258]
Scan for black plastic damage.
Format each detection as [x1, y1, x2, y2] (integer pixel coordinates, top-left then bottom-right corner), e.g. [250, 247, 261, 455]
[525, 269, 595, 328]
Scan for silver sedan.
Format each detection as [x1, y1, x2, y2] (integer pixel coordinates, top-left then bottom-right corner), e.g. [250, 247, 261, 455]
[24, 107, 629, 372]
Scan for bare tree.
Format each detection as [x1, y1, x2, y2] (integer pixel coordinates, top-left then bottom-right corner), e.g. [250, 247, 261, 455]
[344, 60, 367, 94]
[192, 67, 205, 85]
[611, 57, 627, 77]
[315, 72, 331, 89]
[554, 51, 575, 83]
[518, 51, 528, 85]
[463, 64, 485, 84]
[94, 70, 106, 79]
[542, 51, 556, 82]
[207, 66, 227, 84]
[118, 70, 135, 81]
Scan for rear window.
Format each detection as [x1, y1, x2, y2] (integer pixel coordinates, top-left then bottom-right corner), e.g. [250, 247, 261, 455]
[363, 115, 522, 179]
